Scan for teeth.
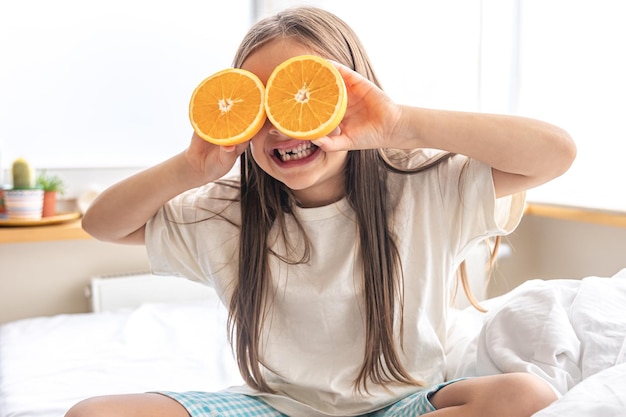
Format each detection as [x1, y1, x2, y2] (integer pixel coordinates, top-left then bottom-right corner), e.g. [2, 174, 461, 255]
[276, 143, 316, 161]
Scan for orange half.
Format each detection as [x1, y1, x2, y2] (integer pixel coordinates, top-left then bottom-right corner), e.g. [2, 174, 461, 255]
[264, 55, 347, 140]
[189, 68, 266, 146]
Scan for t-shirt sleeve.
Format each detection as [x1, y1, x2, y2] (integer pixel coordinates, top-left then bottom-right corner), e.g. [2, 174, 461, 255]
[145, 191, 208, 283]
[437, 155, 526, 262]
[144, 184, 240, 286]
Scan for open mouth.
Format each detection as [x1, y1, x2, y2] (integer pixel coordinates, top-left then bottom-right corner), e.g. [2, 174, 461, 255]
[274, 142, 319, 162]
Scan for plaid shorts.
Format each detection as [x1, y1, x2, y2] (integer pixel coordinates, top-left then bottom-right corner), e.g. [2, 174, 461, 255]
[159, 379, 460, 417]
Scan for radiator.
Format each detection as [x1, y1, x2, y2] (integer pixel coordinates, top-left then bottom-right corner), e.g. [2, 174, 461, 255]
[88, 273, 216, 313]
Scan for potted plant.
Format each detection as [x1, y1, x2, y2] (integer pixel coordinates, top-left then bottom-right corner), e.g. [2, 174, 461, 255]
[4, 158, 45, 220]
[36, 170, 66, 217]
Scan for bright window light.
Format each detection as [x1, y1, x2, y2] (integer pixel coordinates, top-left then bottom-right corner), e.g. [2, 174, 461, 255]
[2, 0, 624, 211]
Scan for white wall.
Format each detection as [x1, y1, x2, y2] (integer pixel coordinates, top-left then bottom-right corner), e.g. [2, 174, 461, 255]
[0, 240, 150, 323]
[3, 213, 625, 323]
[491, 216, 626, 298]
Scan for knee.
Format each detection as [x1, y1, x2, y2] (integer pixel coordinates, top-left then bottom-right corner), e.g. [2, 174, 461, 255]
[65, 396, 109, 417]
[65, 393, 186, 417]
[502, 372, 558, 416]
[431, 372, 557, 417]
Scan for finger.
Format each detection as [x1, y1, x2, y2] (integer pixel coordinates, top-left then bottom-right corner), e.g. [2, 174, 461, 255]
[329, 60, 370, 88]
[312, 126, 343, 151]
[311, 136, 331, 149]
[221, 140, 249, 154]
[328, 59, 352, 73]
[312, 134, 353, 152]
[234, 141, 250, 155]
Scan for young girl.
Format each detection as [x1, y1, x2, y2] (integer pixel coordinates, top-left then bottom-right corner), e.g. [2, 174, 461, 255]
[68, 6, 576, 417]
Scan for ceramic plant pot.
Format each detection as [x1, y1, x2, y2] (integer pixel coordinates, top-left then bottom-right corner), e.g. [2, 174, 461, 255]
[42, 190, 57, 217]
[4, 189, 44, 220]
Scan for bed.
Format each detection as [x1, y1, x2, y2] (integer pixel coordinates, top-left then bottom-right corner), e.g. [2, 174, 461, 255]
[0, 275, 244, 417]
[1, 271, 625, 417]
[446, 268, 626, 416]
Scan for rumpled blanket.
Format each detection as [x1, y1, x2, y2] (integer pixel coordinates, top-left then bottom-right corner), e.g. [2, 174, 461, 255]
[446, 269, 626, 416]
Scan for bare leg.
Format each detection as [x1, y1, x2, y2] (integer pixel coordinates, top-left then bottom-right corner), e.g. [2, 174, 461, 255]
[428, 373, 557, 417]
[65, 393, 189, 417]
[64, 374, 556, 417]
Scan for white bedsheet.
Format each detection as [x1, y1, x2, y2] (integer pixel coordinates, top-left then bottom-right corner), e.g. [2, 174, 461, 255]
[2, 271, 626, 417]
[447, 269, 626, 416]
[0, 300, 243, 417]
[533, 362, 626, 416]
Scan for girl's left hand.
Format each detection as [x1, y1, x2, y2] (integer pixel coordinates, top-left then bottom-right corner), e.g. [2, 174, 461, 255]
[312, 62, 403, 152]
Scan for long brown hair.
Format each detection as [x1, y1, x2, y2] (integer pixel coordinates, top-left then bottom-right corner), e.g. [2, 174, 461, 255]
[226, 6, 485, 394]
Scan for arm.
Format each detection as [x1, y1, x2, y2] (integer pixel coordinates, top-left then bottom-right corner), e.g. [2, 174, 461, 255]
[391, 107, 576, 197]
[81, 133, 246, 244]
[316, 64, 576, 198]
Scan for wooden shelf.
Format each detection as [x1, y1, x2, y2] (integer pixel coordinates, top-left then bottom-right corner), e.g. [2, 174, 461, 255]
[525, 203, 626, 228]
[0, 219, 91, 244]
[1, 203, 624, 244]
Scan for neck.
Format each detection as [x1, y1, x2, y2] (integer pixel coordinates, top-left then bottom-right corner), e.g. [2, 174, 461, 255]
[292, 178, 345, 208]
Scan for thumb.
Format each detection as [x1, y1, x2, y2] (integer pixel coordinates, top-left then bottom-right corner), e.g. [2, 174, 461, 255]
[311, 136, 332, 149]
[221, 141, 249, 156]
[312, 125, 354, 152]
[312, 134, 354, 152]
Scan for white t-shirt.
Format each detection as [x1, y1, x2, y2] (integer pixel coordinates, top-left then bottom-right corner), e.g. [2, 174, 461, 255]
[146, 152, 525, 417]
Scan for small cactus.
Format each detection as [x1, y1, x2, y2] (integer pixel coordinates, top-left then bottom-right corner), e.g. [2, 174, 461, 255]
[12, 157, 36, 189]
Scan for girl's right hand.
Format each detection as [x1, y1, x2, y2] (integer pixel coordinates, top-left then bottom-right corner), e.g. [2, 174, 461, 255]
[183, 132, 249, 187]
[82, 132, 248, 244]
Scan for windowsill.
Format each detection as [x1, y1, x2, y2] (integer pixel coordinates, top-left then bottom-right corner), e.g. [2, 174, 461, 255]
[1, 203, 625, 244]
[524, 202, 626, 228]
[0, 219, 91, 244]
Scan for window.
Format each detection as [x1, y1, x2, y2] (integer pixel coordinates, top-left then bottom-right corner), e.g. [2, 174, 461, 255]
[0, 0, 252, 169]
[259, 0, 626, 210]
[514, 1, 626, 211]
[2, 0, 624, 211]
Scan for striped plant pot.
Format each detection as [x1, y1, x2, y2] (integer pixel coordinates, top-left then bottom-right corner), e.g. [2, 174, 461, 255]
[4, 189, 44, 220]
